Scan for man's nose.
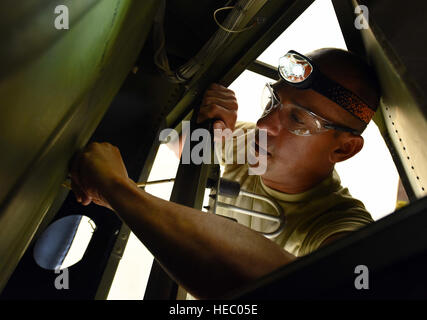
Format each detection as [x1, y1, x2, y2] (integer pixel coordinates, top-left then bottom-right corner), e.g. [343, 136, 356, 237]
[256, 107, 281, 136]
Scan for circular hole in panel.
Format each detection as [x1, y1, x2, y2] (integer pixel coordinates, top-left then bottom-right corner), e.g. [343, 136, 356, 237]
[33, 215, 96, 270]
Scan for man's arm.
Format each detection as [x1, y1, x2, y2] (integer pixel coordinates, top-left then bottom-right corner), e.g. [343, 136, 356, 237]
[70, 142, 295, 299]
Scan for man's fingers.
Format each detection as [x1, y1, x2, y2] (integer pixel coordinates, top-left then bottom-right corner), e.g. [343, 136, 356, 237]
[67, 141, 128, 209]
[70, 150, 84, 182]
[203, 89, 237, 102]
[213, 120, 234, 142]
[197, 104, 237, 129]
[202, 96, 238, 111]
[81, 196, 92, 206]
[208, 83, 235, 94]
[213, 120, 226, 131]
[70, 149, 92, 205]
[197, 83, 238, 129]
[71, 178, 91, 206]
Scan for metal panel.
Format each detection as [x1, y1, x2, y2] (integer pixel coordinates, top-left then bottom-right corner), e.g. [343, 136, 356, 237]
[0, 0, 159, 293]
[331, 0, 366, 57]
[331, 0, 414, 200]
[356, 0, 427, 199]
[1, 68, 171, 300]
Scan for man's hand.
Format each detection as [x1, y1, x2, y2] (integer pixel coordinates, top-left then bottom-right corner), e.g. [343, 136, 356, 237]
[168, 84, 238, 157]
[70, 142, 131, 209]
[197, 83, 238, 134]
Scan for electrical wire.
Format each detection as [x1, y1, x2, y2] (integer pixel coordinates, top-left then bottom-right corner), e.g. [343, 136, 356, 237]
[175, 0, 258, 81]
[213, 6, 257, 33]
[152, 0, 265, 83]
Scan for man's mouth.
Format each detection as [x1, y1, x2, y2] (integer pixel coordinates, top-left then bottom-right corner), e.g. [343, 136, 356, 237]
[254, 140, 271, 157]
[254, 128, 272, 157]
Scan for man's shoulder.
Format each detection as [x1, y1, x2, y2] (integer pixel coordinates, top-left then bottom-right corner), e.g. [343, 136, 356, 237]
[295, 183, 373, 255]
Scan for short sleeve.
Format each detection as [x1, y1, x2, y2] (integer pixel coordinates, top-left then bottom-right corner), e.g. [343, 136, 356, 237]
[298, 208, 374, 256]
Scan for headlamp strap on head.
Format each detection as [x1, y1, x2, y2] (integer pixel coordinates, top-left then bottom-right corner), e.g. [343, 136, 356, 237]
[311, 75, 376, 124]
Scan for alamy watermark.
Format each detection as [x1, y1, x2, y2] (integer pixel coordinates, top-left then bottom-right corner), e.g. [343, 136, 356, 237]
[354, 264, 369, 290]
[54, 267, 69, 290]
[54, 5, 69, 30]
[159, 121, 268, 175]
[354, 5, 369, 30]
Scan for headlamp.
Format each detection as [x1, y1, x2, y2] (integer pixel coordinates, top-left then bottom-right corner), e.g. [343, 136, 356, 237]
[278, 50, 376, 124]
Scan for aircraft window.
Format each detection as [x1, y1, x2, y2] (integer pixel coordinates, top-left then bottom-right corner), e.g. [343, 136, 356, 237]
[107, 144, 180, 299]
[33, 215, 95, 270]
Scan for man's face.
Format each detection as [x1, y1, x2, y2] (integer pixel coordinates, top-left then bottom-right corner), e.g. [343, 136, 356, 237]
[253, 82, 350, 183]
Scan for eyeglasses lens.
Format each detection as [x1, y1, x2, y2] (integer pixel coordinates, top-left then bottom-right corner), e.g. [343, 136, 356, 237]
[283, 105, 322, 136]
[261, 84, 323, 136]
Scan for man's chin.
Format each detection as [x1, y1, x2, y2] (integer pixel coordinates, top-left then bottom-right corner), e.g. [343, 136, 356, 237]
[248, 152, 271, 164]
[247, 155, 271, 176]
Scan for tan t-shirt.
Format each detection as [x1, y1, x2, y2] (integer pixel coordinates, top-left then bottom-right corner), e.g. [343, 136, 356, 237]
[209, 121, 373, 257]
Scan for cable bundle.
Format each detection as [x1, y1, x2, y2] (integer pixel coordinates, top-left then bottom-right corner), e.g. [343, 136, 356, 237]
[153, 0, 264, 83]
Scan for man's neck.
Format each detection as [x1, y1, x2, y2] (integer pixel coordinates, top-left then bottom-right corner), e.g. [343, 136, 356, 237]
[260, 168, 333, 194]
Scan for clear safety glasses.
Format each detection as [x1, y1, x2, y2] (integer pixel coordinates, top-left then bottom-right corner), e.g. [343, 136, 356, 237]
[261, 83, 361, 136]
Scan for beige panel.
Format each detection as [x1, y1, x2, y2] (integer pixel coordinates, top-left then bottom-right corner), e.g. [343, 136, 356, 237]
[360, 24, 427, 198]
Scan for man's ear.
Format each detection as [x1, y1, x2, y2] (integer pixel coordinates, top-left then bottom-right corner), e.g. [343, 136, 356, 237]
[330, 134, 364, 163]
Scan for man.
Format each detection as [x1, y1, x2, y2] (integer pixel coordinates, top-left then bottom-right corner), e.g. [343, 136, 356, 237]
[199, 48, 380, 256]
[70, 48, 381, 299]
